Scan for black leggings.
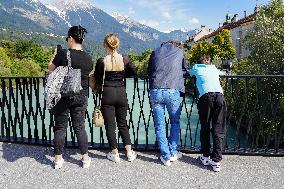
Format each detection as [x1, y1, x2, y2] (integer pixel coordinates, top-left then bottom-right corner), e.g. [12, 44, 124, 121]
[101, 86, 132, 150]
[53, 95, 88, 155]
[197, 92, 227, 162]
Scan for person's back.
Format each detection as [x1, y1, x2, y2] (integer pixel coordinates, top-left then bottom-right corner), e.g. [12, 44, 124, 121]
[94, 52, 136, 88]
[148, 42, 186, 92]
[102, 52, 125, 87]
[48, 25, 92, 169]
[53, 49, 92, 95]
[94, 33, 137, 163]
[188, 55, 227, 172]
[148, 41, 186, 166]
[189, 64, 223, 97]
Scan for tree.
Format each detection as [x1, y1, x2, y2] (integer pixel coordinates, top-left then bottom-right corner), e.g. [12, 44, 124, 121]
[230, 0, 284, 146]
[0, 61, 12, 77]
[244, 0, 284, 74]
[11, 58, 42, 77]
[187, 29, 235, 65]
[212, 29, 236, 61]
[129, 49, 152, 76]
[0, 47, 12, 77]
[187, 40, 215, 64]
[2, 40, 53, 71]
[0, 47, 12, 69]
[14, 40, 52, 71]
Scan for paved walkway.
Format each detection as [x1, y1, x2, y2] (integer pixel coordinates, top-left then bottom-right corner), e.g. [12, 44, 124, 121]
[0, 142, 283, 189]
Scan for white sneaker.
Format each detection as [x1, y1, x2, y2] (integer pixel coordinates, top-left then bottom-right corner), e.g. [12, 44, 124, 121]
[199, 155, 210, 166]
[107, 152, 120, 163]
[82, 157, 91, 168]
[127, 150, 137, 162]
[160, 156, 171, 166]
[208, 159, 221, 172]
[54, 158, 64, 169]
[170, 152, 183, 162]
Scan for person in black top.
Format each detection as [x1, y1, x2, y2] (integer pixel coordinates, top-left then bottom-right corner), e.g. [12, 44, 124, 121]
[94, 33, 137, 163]
[48, 25, 93, 169]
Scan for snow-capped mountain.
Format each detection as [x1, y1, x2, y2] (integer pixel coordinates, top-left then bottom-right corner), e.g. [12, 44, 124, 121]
[111, 12, 148, 29]
[0, 0, 69, 32]
[111, 12, 161, 42]
[167, 29, 196, 41]
[0, 0, 196, 53]
[111, 12, 196, 42]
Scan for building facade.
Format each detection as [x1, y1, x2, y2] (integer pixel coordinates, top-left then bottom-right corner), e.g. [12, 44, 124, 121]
[195, 6, 260, 60]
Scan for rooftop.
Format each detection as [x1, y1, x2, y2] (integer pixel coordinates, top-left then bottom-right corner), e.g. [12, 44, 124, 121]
[198, 12, 257, 42]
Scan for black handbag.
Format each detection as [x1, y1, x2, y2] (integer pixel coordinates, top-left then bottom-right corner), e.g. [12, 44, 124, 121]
[61, 50, 82, 97]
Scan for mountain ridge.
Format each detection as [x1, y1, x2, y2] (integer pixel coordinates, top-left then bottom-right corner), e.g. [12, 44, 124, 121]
[0, 0, 196, 53]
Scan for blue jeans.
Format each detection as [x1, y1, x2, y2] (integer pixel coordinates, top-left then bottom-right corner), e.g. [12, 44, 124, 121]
[150, 89, 181, 160]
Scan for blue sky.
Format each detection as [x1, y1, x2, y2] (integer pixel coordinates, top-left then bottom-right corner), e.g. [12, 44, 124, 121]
[43, 0, 271, 32]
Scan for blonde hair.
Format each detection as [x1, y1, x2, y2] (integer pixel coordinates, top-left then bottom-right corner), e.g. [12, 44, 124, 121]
[104, 33, 121, 71]
[104, 33, 120, 50]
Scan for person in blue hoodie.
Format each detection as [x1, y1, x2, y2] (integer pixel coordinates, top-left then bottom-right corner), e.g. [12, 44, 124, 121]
[188, 55, 227, 172]
[148, 41, 187, 166]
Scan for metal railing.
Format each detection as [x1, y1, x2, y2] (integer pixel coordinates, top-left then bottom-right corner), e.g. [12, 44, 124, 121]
[0, 75, 283, 156]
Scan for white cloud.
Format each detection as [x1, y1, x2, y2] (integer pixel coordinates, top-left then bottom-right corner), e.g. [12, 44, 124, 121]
[162, 12, 172, 19]
[124, 0, 200, 31]
[147, 20, 159, 27]
[189, 17, 200, 25]
[161, 20, 172, 24]
[128, 7, 135, 14]
[127, 0, 192, 21]
[139, 19, 159, 28]
[139, 19, 147, 25]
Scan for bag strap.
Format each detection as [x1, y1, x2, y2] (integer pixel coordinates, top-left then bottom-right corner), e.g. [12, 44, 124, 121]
[98, 61, 106, 105]
[67, 50, 71, 68]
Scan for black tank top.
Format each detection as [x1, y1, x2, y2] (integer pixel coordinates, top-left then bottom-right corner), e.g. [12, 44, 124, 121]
[94, 55, 136, 89]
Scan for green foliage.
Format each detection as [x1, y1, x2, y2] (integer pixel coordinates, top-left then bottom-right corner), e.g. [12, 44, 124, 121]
[0, 47, 12, 77]
[11, 58, 42, 77]
[0, 39, 48, 77]
[212, 29, 236, 61]
[129, 49, 152, 76]
[187, 29, 236, 64]
[231, 0, 284, 146]
[12, 40, 52, 71]
[0, 29, 104, 65]
[0, 61, 12, 77]
[244, 0, 284, 74]
[187, 40, 215, 64]
[0, 47, 12, 69]
[232, 58, 260, 74]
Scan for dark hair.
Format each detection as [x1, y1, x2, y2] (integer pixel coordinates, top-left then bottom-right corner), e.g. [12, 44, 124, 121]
[67, 25, 87, 44]
[199, 55, 211, 63]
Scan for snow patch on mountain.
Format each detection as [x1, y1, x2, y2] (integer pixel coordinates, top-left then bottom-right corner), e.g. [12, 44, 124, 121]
[50, 0, 95, 11]
[111, 12, 147, 29]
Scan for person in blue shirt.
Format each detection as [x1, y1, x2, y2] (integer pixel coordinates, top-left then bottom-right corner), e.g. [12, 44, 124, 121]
[148, 41, 187, 166]
[188, 55, 227, 172]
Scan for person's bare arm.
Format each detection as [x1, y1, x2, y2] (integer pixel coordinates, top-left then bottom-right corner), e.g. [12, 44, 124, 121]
[48, 62, 56, 71]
